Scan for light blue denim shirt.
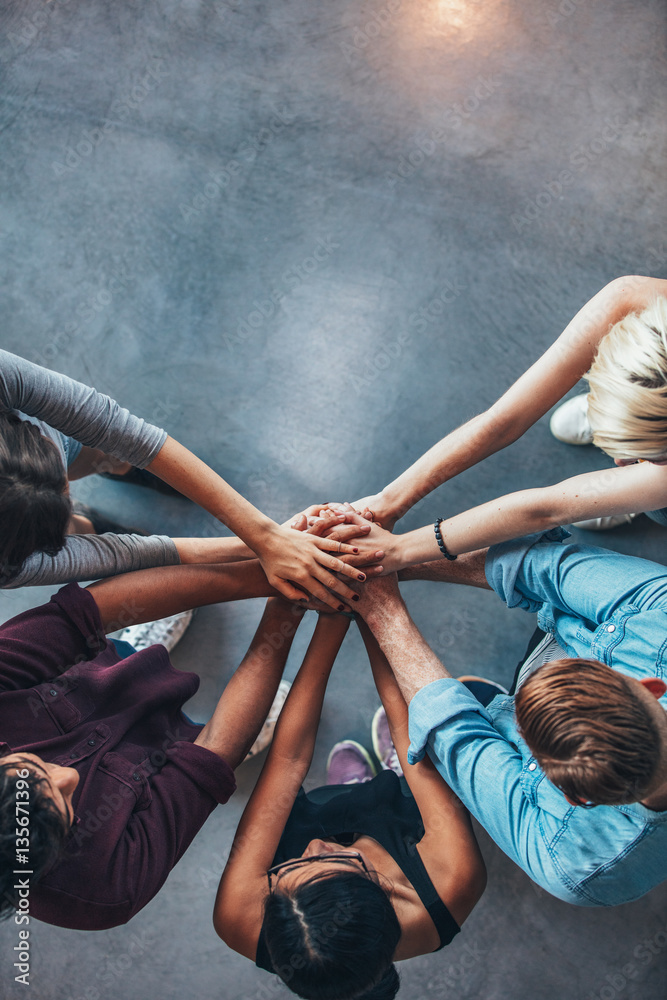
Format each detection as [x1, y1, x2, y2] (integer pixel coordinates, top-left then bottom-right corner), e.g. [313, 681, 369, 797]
[407, 531, 667, 906]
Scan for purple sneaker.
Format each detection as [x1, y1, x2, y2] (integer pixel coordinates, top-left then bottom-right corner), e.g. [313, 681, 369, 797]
[371, 706, 403, 777]
[326, 741, 377, 785]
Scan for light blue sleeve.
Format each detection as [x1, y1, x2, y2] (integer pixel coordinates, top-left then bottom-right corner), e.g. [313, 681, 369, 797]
[407, 679, 549, 882]
[486, 533, 667, 624]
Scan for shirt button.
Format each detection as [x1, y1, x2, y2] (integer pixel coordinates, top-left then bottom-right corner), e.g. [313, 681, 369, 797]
[49, 689, 58, 697]
[607, 624, 616, 633]
[528, 762, 537, 771]
[87, 739, 96, 746]
[132, 773, 141, 781]
[70, 752, 78, 759]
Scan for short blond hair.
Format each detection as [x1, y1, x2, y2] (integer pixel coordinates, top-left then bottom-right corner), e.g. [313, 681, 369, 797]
[587, 297, 667, 460]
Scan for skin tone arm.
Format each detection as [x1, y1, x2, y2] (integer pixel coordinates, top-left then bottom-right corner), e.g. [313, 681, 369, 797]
[213, 613, 350, 957]
[356, 574, 454, 704]
[146, 437, 371, 610]
[358, 621, 486, 928]
[349, 275, 667, 528]
[194, 598, 306, 769]
[327, 458, 667, 570]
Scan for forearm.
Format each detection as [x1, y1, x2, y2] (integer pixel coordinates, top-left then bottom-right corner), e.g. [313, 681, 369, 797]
[391, 462, 661, 565]
[379, 276, 662, 520]
[358, 620, 411, 758]
[382, 410, 526, 518]
[195, 598, 305, 768]
[398, 548, 490, 587]
[87, 558, 274, 633]
[172, 535, 255, 564]
[267, 615, 350, 769]
[147, 437, 279, 554]
[363, 597, 451, 704]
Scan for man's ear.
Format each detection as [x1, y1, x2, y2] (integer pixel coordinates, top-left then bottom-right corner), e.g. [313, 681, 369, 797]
[639, 677, 667, 699]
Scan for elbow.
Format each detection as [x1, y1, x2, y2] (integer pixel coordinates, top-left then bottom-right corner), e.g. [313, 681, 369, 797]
[514, 488, 569, 534]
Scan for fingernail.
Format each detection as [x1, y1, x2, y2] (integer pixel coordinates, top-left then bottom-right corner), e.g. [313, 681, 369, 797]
[357, 574, 365, 581]
[337, 604, 345, 612]
[290, 521, 298, 527]
[352, 594, 360, 602]
[353, 548, 359, 553]
[299, 597, 307, 602]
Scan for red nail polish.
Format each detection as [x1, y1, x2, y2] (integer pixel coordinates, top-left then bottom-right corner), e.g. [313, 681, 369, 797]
[352, 594, 360, 602]
[353, 548, 359, 553]
[337, 604, 345, 611]
[357, 574, 365, 581]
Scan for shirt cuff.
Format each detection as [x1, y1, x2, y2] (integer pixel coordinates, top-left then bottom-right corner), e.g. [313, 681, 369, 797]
[166, 741, 236, 804]
[407, 678, 494, 764]
[484, 528, 570, 611]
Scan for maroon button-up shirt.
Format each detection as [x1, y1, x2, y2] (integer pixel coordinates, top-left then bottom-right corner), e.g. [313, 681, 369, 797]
[0, 583, 236, 930]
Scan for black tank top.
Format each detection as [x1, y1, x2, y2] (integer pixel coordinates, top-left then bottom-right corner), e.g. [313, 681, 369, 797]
[255, 769, 460, 971]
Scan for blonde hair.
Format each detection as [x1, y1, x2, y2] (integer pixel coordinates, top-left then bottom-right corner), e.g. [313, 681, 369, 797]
[587, 297, 667, 460]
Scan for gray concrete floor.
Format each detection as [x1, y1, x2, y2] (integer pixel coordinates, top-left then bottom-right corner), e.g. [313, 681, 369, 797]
[1, 0, 667, 997]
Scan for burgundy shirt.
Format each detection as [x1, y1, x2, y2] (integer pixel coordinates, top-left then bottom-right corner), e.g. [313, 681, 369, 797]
[0, 583, 236, 930]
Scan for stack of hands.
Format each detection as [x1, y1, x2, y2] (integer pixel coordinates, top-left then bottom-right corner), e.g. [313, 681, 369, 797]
[281, 500, 400, 614]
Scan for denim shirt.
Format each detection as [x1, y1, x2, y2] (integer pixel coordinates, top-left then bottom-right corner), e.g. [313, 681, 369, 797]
[407, 531, 667, 906]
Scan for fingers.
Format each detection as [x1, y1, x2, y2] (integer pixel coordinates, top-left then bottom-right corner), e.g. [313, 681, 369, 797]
[290, 513, 308, 531]
[338, 549, 385, 568]
[315, 523, 372, 544]
[271, 578, 311, 603]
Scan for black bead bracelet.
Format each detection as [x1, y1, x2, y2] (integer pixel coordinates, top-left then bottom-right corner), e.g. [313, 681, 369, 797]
[434, 518, 457, 560]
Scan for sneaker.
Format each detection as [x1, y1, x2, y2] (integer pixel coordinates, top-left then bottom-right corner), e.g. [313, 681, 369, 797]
[244, 680, 291, 761]
[116, 610, 194, 652]
[326, 740, 377, 785]
[572, 513, 637, 530]
[458, 675, 509, 707]
[550, 394, 594, 445]
[371, 706, 403, 777]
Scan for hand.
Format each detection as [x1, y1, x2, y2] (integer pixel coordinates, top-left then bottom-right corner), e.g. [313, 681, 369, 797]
[289, 508, 385, 571]
[310, 509, 402, 574]
[256, 516, 371, 612]
[353, 572, 403, 621]
[339, 494, 401, 532]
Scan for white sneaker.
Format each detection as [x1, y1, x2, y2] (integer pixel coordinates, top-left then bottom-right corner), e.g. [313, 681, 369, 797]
[550, 394, 594, 445]
[572, 513, 637, 530]
[244, 680, 291, 761]
[116, 610, 194, 651]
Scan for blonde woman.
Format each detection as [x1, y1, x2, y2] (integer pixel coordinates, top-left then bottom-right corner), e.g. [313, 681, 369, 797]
[330, 276, 667, 571]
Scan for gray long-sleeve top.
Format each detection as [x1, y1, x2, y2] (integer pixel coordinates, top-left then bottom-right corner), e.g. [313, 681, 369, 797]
[1, 350, 180, 587]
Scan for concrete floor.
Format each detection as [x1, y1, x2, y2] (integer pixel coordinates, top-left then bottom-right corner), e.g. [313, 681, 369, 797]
[1, 0, 667, 997]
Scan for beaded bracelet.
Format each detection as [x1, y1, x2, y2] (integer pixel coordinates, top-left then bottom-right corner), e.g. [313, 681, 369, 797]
[434, 518, 457, 560]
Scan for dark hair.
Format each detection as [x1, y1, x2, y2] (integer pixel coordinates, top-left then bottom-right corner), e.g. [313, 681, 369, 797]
[0, 760, 71, 920]
[0, 412, 71, 584]
[515, 658, 662, 805]
[263, 870, 401, 1000]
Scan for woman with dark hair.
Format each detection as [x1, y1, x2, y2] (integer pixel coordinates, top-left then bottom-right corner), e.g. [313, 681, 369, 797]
[214, 530, 486, 999]
[0, 350, 372, 605]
